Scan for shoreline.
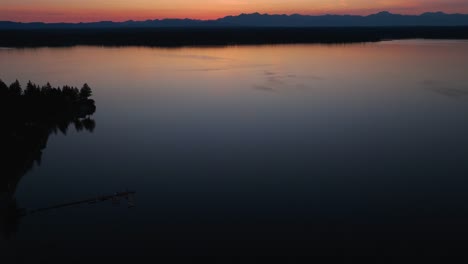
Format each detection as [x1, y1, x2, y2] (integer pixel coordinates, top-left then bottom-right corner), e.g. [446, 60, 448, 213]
[1, 27, 468, 48]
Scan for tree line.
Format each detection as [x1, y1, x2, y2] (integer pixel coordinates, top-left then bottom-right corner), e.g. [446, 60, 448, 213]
[0, 79, 95, 120]
[1, 28, 468, 48]
[0, 79, 92, 102]
[1, 79, 96, 205]
[0, 79, 97, 238]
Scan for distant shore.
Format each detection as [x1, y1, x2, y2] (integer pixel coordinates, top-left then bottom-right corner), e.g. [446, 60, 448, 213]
[1, 27, 468, 47]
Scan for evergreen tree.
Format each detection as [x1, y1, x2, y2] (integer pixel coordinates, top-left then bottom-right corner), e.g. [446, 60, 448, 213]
[0, 79, 8, 95]
[9, 80, 22, 96]
[79, 83, 92, 100]
[62, 85, 79, 101]
[41, 82, 53, 95]
[24, 81, 38, 97]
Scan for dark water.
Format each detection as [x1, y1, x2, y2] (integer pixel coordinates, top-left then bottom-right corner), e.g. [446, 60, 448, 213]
[1, 40, 468, 260]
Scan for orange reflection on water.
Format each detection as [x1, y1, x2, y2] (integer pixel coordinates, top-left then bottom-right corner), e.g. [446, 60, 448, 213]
[1, 40, 467, 105]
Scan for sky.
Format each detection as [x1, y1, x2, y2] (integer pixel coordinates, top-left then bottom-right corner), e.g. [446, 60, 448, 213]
[1, 0, 468, 23]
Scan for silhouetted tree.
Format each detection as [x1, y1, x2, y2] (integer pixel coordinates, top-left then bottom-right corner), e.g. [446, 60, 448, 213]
[1, 79, 97, 239]
[80, 83, 92, 100]
[41, 82, 52, 95]
[0, 79, 8, 95]
[24, 81, 39, 97]
[9, 80, 22, 96]
[62, 85, 79, 101]
[0, 79, 96, 135]
[2, 80, 95, 104]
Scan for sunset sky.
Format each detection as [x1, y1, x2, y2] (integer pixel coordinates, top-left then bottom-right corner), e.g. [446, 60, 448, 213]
[1, 0, 468, 23]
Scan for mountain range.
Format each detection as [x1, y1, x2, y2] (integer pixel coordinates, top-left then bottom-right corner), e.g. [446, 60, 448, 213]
[1, 12, 468, 29]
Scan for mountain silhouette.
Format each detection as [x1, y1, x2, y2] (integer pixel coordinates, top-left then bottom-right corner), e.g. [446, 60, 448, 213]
[1, 12, 468, 29]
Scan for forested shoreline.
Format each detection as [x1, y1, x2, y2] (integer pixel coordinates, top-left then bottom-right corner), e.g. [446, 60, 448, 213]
[0, 79, 95, 120]
[0, 79, 96, 215]
[1, 27, 468, 47]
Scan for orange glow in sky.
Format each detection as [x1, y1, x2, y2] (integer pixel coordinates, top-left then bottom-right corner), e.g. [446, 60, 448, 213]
[1, 0, 468, 23]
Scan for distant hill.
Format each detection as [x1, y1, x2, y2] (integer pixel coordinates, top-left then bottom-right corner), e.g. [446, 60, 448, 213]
[218, 12, 468, 27]
[1, 12, 468, 29]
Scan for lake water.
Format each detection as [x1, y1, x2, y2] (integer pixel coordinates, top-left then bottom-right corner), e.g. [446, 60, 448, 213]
[1, 40, 468, 260]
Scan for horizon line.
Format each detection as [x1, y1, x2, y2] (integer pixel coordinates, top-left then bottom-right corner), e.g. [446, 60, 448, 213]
[2, 11, 466, 24]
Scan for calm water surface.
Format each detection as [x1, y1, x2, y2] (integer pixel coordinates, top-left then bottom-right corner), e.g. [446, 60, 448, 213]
[1, 40, 468, 259]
